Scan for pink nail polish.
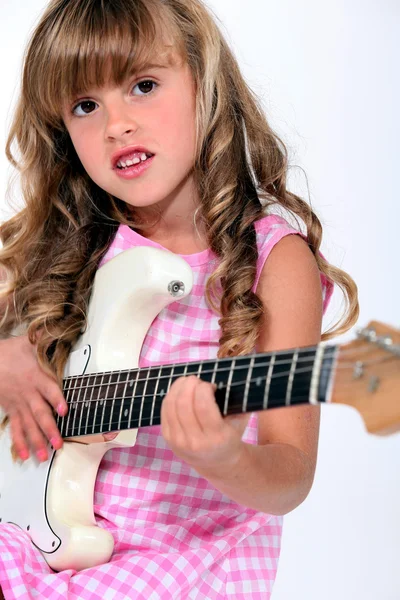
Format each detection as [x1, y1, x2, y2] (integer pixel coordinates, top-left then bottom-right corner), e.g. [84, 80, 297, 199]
[50, 437, 61, 449]
[36, 449, 48, 461]
[19, 449, 29, 460]
[57, 403, 66, 416]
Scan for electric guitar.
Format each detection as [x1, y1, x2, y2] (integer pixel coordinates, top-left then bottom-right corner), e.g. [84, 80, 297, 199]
[0, 246, 399, 573]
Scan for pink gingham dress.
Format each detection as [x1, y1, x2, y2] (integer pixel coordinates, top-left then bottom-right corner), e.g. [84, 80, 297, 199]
[0, 214, 333, 599]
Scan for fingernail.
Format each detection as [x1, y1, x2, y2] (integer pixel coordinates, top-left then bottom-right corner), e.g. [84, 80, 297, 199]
[19, 449, 29, 460]
[50, 437, 62, 449]
[36, 449, 48, 461]
[57, 403, 66, 416]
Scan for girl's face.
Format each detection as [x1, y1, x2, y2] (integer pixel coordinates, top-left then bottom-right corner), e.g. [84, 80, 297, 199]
[62, 53, 198, 216]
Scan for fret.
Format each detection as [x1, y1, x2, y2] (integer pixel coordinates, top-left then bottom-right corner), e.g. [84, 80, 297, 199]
[285, 350, 299, 406]
[246, 354, 268, 413]
[185, 362, 200, 377]
[263, 353, 275, 410]
[61, 376, 74, 438]
[138, 367, 151, 427]
[196, 359, 214, 384]
[68, 373, 81, 437]
[77, 372, 89, 436]
[168, 363, 176, 394]
[115, 370, 126, 431]
[117, 371, 131, 432]
[139, 366, 158, 427]
[226, 356, 250, 414]
[160, 365, 171, 400]
[127, 370, 140, 429]
[168, 364, 175, 393]
[84, 373, 97, 435]
[106, 372, 120, 434]
[211, 360, 217, 385]
[93, 371, 106, 434]
[150, 365, 162, 426]
[171, 363, 187, 379]
[213, 358, 234, 417]
[242, 356, 255, 413]
[151, 365, 174, 426]
[224, 359, 235, 416]
[310, 345, 325, 405]
[102, 371, 115, 435]
[129, 369, 147, 429]
[291, 349, 317, 406]
[268, 351, 293, 409]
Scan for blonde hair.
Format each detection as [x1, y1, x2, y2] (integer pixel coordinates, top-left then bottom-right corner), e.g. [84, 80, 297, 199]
[0, 0, 358, 382]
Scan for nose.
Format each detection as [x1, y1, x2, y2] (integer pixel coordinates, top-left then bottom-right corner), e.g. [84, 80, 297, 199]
[104, 100, 139, 140]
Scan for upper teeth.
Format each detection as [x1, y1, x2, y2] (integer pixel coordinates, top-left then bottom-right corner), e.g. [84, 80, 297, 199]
[117, 153, 149, 168]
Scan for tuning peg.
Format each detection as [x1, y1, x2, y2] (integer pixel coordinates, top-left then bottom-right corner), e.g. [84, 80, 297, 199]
[356, 326, 377, 341]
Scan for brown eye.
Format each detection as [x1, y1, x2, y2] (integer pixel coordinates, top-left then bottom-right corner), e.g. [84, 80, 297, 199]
[72, 100, 98, 117]
[132, 80, 158, 96]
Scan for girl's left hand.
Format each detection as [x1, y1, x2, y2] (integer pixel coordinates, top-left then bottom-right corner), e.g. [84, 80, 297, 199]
[160, 375, 250, 475]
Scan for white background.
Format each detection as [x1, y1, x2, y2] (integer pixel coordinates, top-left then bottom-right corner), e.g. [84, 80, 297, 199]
[1, 1, 399, 598]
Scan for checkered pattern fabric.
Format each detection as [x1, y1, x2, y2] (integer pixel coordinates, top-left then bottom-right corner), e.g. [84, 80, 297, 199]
[0, 214, 333, 599]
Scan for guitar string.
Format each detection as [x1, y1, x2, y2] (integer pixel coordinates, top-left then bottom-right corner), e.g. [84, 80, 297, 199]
[61, 342, 396, 390]
[59, 353, 398, 433]
[61, 356, 337, 396]
[61, 381, 332, 434]
[61, 353, 395, 397]
[58, 363, 348, 419]
[61, 356, 393, 433]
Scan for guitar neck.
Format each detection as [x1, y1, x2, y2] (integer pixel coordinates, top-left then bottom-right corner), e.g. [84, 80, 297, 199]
[58, 344, 339, 439]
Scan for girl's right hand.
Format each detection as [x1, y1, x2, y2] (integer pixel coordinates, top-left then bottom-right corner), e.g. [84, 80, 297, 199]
[0, 334, 68, 462]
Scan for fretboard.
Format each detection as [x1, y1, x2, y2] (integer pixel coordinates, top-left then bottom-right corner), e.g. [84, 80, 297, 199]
[57, 344, 338, 439]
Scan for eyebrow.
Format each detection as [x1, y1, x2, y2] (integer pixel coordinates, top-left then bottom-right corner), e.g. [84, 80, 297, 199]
[131, 61, 170, 73]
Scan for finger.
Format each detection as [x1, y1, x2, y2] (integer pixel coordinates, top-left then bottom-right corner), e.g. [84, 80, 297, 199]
[161, 377, 186, 442]
[29, 394, 64, 450]
[9, 413, 30, 460]
[193, 381, 224, 433]
[39, 378, 68, 417]
[19, 400, 51, 461]
[174, 376, 204, 438]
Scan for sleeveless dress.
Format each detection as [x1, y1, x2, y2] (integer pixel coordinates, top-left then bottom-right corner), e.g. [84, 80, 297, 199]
[0, 214, 333, 600]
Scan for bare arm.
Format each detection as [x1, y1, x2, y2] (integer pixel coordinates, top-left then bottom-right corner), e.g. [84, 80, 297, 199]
[193, 234, 324, 515]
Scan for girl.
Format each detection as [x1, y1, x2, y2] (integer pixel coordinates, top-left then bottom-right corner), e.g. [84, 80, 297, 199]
[0, 0, 358, 598]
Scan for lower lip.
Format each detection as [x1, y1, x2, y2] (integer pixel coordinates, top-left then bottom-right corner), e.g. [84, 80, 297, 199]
[113, 155, 155, 180]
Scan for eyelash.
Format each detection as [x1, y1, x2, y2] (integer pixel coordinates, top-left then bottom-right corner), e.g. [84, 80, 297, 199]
[71, 79, 159, 117]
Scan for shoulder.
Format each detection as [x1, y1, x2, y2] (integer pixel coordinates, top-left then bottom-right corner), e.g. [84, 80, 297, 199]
[253, 212, 333, 318]
[256, 233, 323, 353]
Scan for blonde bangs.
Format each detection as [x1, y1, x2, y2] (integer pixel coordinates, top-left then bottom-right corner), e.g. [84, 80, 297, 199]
[25, 0, 185, 126]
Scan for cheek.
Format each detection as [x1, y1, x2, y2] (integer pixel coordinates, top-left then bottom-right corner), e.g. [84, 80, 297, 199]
[71, 134, 101, 176]
[156, 97, 196, 160]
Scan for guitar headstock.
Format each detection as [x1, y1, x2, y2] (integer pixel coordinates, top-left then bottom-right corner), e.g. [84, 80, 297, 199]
[331, 321, 400, 436]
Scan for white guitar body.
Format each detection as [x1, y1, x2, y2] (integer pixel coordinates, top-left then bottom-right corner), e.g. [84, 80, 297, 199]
[0, 246, 193, 572]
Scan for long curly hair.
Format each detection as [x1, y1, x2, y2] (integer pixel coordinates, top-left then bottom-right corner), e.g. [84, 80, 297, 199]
[0, 0, 358, 383]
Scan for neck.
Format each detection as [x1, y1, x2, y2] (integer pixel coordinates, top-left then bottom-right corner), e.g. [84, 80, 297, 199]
[57, 343, 339, 439]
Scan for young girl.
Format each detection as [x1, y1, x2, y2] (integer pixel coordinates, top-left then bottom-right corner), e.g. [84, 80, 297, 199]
[0, 0, 359, 598]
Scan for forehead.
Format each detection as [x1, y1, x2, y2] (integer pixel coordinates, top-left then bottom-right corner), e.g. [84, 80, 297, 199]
[43, 4, 186, 122]
[74, 50, 182, 95]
